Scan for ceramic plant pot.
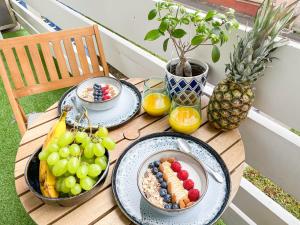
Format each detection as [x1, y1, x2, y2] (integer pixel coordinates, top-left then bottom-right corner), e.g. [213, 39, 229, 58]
[165, 58, 209, 103]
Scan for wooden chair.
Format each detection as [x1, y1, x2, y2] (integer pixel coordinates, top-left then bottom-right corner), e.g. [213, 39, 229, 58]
[0, 25, 109, 136]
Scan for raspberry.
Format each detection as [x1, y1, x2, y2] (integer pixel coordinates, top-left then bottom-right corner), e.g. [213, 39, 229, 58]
[183, 179, 194, 190]
[188, 189, 200, 201]
[171, 161, 181, 172]
[177, 170, 188, 180]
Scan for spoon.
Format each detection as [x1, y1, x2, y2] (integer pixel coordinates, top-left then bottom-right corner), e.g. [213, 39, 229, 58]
[177, 139, 224, 183]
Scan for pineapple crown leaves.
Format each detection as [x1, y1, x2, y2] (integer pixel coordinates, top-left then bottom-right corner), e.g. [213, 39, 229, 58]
[144, 0, 239, 63]
[226, 0, 299, 84]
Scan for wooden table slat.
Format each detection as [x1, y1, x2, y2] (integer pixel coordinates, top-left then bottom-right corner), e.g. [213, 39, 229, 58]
[15, 78, 245, 225]
[94, 208, 131, 225]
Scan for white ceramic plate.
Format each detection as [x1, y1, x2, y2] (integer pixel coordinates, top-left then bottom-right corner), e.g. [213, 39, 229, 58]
[112, 132, 231, 225]
[58, 80, 141, 129]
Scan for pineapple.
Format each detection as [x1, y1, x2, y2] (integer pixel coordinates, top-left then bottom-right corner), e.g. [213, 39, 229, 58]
[207, 0, 299, 131]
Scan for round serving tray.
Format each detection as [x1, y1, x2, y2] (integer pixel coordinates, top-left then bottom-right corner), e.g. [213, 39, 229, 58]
[58, 80, 141, 130]
[112, 132, 231, 225]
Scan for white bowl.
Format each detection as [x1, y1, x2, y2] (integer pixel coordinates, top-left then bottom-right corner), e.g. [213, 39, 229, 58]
[76, 77, 122, 111]
[137, 150, 208, 216]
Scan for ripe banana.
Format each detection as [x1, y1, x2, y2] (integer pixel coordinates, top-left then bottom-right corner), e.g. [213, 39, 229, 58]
[39, 111, 67, 198]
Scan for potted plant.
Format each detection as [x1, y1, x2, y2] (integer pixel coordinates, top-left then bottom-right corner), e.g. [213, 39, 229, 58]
[145, 0, 239, 100]
[207, 0, 299, 131]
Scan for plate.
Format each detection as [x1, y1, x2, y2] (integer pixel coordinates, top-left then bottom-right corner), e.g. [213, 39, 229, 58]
[58, 80, 141, 129]
[112, 132, 231, 225]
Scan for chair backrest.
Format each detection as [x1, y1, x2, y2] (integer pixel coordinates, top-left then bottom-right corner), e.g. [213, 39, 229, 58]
[0, 25, 109, 135]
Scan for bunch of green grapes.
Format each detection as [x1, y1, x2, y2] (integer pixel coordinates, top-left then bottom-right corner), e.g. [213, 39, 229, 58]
[38, 127, 115, 196]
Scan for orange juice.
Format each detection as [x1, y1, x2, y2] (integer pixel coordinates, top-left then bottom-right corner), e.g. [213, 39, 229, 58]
[169, 106, 202, 134]
[142, 93, 171, 116]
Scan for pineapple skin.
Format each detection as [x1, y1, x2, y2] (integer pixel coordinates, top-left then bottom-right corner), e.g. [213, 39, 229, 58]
[207, 78, 254, 131]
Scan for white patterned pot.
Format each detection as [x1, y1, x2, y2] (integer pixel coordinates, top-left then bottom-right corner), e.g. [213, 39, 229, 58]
[165, 58, 209, 103]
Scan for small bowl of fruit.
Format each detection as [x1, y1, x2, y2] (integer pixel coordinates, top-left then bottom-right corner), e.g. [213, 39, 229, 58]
[137, 150, 208, 215]
[76, 77, 122, 111]
[25, 125, 116, 207]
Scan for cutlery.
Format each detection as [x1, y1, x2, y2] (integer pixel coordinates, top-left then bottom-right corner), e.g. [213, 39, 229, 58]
[177, 139, 224, 183]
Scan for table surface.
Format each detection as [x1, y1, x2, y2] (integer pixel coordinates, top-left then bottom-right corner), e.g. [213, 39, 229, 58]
[14, 78, 245, 225]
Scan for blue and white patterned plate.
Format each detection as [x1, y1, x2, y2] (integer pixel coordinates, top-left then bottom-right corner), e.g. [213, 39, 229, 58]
[58, 80, 141, 130]
[112, 132, 231, 225]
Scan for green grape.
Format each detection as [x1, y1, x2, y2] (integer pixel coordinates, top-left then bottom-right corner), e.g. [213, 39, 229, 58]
[59, 147, 70, 158]
[61, 179, 70, 193]
[95, 157, 107, 170]
[38, 151, 49, 161]
[71, 183, 82, 195]
[46, 143, 59, 153]
[102, 137, 116, 150]
[64, 171, 72, 177]
[47, 152, 60, 166]
[67, 157, 80, 174]
[75, 131, 88, 144]
[55, 178, 63, 192]
[52, 159, 68, 177]
[51, 137, 59, 145]
[80, 177, 96, 191]
[65, 176, 76, 188]
[84, 143, 94, 159]
[58, 131, 74, 147]
[88, 164, 102, 177]
[76, 164, 88, 179]
[69, 144, 81, 156]
[95, 127, 108, 138]
[82, 136, 91, 148]
[81, 156, 94, 164]
[93, 143, 105, 157]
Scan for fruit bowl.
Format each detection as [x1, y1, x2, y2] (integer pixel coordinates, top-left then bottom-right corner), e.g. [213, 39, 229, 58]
[25, 147, 109, 207]
[76, 77, 122, 111]
[137, 150, 208, 215]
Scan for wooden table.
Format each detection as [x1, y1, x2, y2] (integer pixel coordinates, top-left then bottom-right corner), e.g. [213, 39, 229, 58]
[14, 78, 245, 225]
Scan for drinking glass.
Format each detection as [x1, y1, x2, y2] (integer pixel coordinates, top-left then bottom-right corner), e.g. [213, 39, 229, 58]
[142, 78, 171, 116]
[168, 91, 202, 134]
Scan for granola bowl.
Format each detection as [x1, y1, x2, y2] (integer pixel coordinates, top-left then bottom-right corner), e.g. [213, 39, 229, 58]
[137, 150, 208, 215]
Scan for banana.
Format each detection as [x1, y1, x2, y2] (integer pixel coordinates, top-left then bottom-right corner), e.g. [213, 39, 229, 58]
[39, 111, 67, 198]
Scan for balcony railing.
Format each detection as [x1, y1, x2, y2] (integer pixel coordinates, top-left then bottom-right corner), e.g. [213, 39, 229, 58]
[9, 0, 300, 224]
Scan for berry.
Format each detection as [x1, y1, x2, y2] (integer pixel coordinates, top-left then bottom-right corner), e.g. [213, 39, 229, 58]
[188, 189, 200, 202]
[158, 177, 164, 183]
[154, 160, 160, 167]
[164, 203, 172, 209]
[148, 162, 155, 169]
[152, 167, 159, 174]
[177, 170, 189, 181]
[159, 188, 167, 197]
[163, 194, 171, 203]
[183, 179, 194, 190]
[160, 181, 167, 189]
[171, 161, 181, 172]
[172, 203, 179, 209]
[156, 172, 163, 179]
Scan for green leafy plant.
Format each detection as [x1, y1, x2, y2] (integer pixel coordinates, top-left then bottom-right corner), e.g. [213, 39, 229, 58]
[145, 0, 239, 77]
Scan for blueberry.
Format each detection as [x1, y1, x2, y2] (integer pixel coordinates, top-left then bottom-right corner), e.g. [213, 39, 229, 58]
[172, 203, 179, 209]
[152, 167, 159, 174]
[94, 84, 100, 88]
[164, 203, 172, 209]
[160, 181, 167, 188]
[159, 188, 167, 197]
[158, 177, 164, 183]
[156, 172, 163, 179]
[163, 194, 171, 203]
[148, 162, 155, 169]
[154, 160, 160, 167]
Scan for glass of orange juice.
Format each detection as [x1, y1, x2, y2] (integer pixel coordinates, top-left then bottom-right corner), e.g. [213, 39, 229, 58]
[169, 92, 202, 134]
[142, 78, 171, 116]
